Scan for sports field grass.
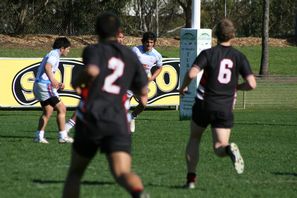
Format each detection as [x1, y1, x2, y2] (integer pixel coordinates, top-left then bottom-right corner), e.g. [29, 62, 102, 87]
[0, 46, 297, 75]
[0, 109, 296, 198]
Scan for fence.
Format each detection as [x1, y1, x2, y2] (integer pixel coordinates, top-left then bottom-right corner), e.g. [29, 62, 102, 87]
[235, 76, 297, 109]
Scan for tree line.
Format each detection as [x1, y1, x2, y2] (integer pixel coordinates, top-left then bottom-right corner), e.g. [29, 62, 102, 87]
[0, 0, 296, 38]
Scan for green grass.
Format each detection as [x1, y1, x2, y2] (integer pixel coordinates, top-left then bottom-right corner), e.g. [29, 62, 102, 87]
[1, 45, 296, 75]
[0, 109, 296, 197]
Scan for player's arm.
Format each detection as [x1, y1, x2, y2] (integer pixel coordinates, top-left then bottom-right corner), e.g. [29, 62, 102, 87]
[237, 74, 256, 91]
[148, 66, 162, 82]
[45, 63, 61, 89]
[72, 64, 99, 93]
[179, 65, 201, 95]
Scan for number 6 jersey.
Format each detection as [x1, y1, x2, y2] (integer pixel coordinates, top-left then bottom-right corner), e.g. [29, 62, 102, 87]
[192, 44, 253, 111]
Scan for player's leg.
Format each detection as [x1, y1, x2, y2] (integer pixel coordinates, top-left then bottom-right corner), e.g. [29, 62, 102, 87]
[211, 127, 244, 174]
[211, 127, 231, 157]
[65, 111, 76, 133]
[62, 148, 92, 198]
[130, 95, 145, 133]
[34, 104, 53, 143]
[55, 101, 73, 143]
[106, 151, 148, 198]
[184, 120, 206, 188]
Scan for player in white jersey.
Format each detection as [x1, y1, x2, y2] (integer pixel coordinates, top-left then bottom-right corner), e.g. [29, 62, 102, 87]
[33, 37, 73, 144]
[129, 32, 163, 132]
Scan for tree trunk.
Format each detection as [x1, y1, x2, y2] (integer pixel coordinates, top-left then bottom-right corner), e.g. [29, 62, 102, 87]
[259, 0, 269, 76]
[177, 0, 192, 28]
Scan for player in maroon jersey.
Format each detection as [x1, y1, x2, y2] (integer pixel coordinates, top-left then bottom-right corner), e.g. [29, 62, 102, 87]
[179, 18, 256, 189]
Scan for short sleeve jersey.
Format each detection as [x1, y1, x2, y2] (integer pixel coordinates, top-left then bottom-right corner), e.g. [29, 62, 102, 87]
[80, 41, 148, 134]
[193, 44, 253, 111]
[131, 45, 162, 74]
[35, 49, 60, 82]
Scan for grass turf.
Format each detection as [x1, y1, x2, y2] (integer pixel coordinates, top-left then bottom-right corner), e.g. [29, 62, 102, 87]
[0, 46, 296, 75]
[0, 109, 296, 197]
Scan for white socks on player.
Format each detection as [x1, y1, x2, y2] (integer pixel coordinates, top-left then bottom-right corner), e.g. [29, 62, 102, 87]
[59, 130, 68, 139]
[65, 119, 76, 132]
[35, 130, 45, 138]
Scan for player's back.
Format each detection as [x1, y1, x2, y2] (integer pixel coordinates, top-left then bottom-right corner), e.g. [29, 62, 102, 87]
[81, 41, 147, 126]
[200, 44, 250, 111]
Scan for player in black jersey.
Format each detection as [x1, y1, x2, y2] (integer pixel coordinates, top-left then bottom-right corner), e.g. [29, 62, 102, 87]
[179, 19, 256, 189]
[62, 12, 149, 198]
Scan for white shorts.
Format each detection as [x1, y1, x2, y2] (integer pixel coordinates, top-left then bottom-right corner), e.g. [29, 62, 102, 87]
[33, 81, 59, 102]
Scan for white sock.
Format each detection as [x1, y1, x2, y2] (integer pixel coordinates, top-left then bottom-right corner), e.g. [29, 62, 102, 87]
[36, 130, 45, 139]
[65, 119, 76, 131]
[59, 130, 67, 139]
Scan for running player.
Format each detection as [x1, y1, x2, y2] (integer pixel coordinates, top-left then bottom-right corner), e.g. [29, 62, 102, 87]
[64, 29, 126, 134]
[130, 32, 163, 132]
[62, 12, 149, 198]
[179, 18, 256, 189]
[33, 37, 73, 144]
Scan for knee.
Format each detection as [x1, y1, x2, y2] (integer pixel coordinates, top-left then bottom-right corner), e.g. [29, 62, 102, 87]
[43, 111, 53, 120]
[57, 104, 67, 115]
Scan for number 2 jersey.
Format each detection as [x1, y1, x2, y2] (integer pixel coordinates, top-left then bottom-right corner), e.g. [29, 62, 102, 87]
[76, 41, 148, 137]
[193, 44, 253, 111]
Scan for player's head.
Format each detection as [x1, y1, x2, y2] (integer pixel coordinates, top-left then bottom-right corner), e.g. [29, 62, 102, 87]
[116, 28, 124, 44]
[95, 12, 121, 40]
[53, 37, 71, 56]
[141, 31, 157, 52]
[215, 18, 235, 43]
[52, 37, 71, 49]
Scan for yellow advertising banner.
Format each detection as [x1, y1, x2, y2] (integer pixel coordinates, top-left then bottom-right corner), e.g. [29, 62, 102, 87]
[0, 58, 180, 108]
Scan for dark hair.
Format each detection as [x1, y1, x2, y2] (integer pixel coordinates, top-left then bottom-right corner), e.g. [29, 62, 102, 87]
[215, 19, 235, 43]
[95, 12, 121, 39]
[141, 31, 157, 43]
[52, 37, 71, 49]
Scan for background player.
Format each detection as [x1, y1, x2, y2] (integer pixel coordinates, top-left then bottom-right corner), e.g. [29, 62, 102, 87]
[130, 32, 163, 132]
[62, 12, 149, 198]
[33, 37, 73, 144]
[179, 18, 256, 189]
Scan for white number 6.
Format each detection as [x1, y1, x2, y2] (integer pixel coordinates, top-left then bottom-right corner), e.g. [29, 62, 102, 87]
[218, 59, 233, 84]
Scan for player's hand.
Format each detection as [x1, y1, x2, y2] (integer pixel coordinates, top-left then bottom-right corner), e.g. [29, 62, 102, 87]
[75, 87, 82, 95]
[143, 64, 149, 70]
[51, 80, 60, 89]
[179, 87, 188, 96]
[59, 83, 65, 90]
[148, 77, 154, 82]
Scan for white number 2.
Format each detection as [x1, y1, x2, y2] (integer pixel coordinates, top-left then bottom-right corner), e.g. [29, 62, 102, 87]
[103, 57, 124, 94]
[218, 59, 233, 84]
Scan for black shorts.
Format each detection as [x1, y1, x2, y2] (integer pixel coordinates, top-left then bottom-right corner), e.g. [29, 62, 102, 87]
[73, 119, 131, 158]
[192, 99, 233, 128]
[40, 96, 60, 107]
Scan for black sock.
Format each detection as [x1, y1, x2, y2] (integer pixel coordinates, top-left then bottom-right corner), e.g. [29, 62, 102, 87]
[187, 172, 196, 183]
[225, 145, 232, 156]
[131, 190, 143, 198]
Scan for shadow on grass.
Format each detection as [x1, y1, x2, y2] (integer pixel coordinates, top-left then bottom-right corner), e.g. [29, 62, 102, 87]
[235, 122, 297, 127]
[146, 182, 206, 191]
[0, 135, 33, 140]
[272, 172, 297, 177]
[32, 179, 115, 186]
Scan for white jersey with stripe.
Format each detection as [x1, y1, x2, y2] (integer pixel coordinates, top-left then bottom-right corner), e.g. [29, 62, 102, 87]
[35, 49, 60, 82]
[131, 45, 162, 74]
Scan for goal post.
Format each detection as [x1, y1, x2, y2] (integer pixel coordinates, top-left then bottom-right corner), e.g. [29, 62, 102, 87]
[179, 0, 212, 120]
